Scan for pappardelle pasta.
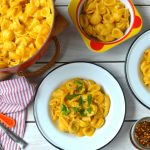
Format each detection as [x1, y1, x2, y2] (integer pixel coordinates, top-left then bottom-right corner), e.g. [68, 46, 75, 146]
[0, 0, 53, 68]
[49, 78, 111, 137]
[79, 0, 130, 42]
[140, 48, 150, 90]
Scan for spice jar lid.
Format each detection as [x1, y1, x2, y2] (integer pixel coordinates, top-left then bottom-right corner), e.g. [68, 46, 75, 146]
[130, 117, 150, 150]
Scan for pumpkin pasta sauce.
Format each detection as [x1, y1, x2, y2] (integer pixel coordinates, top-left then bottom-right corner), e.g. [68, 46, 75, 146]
[49, 78, 111, 137]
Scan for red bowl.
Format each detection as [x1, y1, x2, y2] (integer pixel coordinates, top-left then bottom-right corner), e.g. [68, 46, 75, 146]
[0, 0, 55, 74]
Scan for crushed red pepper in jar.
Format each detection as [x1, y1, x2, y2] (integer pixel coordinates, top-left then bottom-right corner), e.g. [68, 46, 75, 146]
[134, 121, 150, 148]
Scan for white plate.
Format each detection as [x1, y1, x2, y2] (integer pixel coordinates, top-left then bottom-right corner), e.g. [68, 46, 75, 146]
[34, 62, 126, 150]
[126, 30, 150, 109]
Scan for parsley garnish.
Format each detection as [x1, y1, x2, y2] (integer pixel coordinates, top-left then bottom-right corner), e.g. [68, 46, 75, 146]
[88, 94, 92, 106]
[87, 94, 92, 114]
[79, 96, 83, 106]
[87, 107, 91, 113]
[61, 104, 70, 115]
[73, 107, 79, 113]
[75, 80, 83, 91]
[79, 109, 87, 116]
[66, 94, 80, 100]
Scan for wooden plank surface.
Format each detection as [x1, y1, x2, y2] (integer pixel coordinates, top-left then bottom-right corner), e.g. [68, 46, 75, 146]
[23, 2, 150, 150]
[55, 0, 150, 5]
[26, 63, 150, 122]
[37, 6, 150, 62]
[24, 122, 136, 150]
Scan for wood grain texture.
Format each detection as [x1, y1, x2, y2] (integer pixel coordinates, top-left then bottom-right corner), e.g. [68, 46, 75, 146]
[36, 6, 150, 62]
[26, 63, 150, 122]
[55, 0, 150, 5]
[24, 122, 136, 150]
[23, 4, 150, 150]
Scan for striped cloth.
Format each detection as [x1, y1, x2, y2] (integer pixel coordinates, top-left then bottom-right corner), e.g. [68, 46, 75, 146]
[0, 77, 36, 150]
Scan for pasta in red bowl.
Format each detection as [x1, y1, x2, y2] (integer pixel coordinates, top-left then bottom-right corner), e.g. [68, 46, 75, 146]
[0, 0, 55, 74]
[79, 0, 130, 42]
[68, 0, 143, 52]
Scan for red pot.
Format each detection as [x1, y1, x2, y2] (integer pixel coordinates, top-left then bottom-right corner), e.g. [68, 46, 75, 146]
[0, 0, 60, 77]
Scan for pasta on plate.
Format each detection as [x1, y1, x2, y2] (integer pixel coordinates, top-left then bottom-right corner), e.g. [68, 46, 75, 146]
[140, 48, 150, 90]
[0, 0, 53, 69]
[49, 78, 111, 137]
[79, 0, 130, 42]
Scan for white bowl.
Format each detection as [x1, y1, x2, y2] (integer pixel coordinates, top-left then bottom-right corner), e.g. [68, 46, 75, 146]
[125, 30, 150, 109]
[130, 117, 150, 149]
[77, 0, 134, 43]
[34, 62, 126, 150]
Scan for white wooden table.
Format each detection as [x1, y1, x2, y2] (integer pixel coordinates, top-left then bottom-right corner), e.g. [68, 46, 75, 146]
[24, 1, 150, 149]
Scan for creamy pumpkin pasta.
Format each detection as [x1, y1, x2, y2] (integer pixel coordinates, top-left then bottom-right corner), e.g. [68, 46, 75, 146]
[140, 48, 150, 90]
[49, 78, 111, 137]
[79, 0, 130, 42]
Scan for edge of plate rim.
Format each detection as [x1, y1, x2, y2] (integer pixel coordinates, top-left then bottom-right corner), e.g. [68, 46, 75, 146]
[125, 29, 150, 110]
[33, 61, 127, 150]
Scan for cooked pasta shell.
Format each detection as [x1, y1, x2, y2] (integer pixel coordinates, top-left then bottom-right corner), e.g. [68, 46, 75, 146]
[100, 27, 110, 36]
[95, 108, 104, 118]
[79, 14, 89, 29]
[116, 22, 127, 31]
[144, 76, 150, 84]
[0, 4, 9, 15]
[114, 1, 125, 9]
[104, 94, 111, 117]
[85, 25, 94, 36]
[90, 6, 101, 25]
[142, 64, 150, 76]
[2, 30, 15, 41]
[40, 7, 50, 17]
[76, 128, 84, 137]
[103, 14, 114, 23]
[3, 41, 16, 51]
[30, 0, 40, 7]
[52, 89, 64, 98]
[46, 15, 53, 26]
[94, 23, 105, 35]
[103, 0, 116, 6]
[58, 117, 69, 132]
[83, 1, 96, 14]
[8, 59, 20, 67]
[97, 35, 106, 42]
[79, 120, 89, 127]
[144, 49, 150, 61]
[112, 28, 123, 38]
[93, 91, 104, 104]
[68, 120, 79, 134]
[35, 34, 46, 49]
[123, 9, 130, 19]
[82, 126, 95, 136]
[95, 118, 105, 128]
[105, 35, 115, 42]
[98, 5, 107, 15]
[88, 84, 101, 93]
[1, 18, 12, 30]
[82, 116, 91, 122]
[40, 0, 47, 6]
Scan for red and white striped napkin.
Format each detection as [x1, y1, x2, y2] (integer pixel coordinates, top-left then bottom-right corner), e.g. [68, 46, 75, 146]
[0, 77, 36, 150]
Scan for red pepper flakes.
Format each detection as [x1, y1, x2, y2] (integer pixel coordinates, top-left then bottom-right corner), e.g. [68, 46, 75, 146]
[134, 121, 150, 148]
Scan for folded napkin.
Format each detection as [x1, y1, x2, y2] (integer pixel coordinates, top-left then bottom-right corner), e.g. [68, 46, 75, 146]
[0, 77, 36, 150]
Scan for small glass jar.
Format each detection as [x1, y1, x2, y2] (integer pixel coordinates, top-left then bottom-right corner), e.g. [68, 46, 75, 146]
[130, 117, 150, 150]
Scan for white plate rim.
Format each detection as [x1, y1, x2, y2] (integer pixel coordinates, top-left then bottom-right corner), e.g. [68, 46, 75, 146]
[125, 29, 150, 110]
[33, 62, 126, 150]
